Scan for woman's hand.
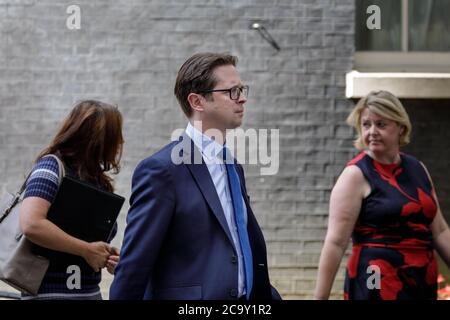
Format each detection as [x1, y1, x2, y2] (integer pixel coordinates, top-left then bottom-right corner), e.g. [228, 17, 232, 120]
[106, 247, 120, 275]
[82, 241, 111, 272]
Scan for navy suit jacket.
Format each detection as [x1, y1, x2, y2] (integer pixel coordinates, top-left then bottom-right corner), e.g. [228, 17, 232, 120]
[110, 134, 280, 300]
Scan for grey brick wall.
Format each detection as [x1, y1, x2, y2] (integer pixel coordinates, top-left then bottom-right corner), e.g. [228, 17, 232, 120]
[1, 0, 448, 300]
[0, 0, 353, 300]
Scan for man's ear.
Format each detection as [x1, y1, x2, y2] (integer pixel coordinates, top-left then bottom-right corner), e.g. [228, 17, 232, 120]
[187, 93, 205, 113]
[399, 125, 405, 135]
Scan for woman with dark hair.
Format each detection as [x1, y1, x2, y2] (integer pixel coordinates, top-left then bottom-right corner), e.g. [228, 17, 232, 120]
[19, 100, 124, 300]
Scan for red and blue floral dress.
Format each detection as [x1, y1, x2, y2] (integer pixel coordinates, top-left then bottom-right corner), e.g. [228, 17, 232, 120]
[344, 152, 438, 300]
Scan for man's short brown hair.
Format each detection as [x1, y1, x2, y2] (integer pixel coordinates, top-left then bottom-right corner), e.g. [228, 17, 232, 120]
[174, 52, 238, 118]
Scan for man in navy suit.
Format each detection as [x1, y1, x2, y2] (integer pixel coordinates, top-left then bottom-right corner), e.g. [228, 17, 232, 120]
[110, 53, 281, 300]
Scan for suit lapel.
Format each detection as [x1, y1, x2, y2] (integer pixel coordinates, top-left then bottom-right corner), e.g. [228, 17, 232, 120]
[179, 134, 235, 247]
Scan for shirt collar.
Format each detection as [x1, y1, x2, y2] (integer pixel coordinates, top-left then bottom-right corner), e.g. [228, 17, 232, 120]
[185, 122, 225, 163]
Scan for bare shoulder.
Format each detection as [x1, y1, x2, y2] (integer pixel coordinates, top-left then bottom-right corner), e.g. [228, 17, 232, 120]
[335, 165, 370, 198]
[339, 164, 365, 183]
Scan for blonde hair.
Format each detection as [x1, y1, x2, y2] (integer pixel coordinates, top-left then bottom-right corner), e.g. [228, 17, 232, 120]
[346, 90, 412, 150]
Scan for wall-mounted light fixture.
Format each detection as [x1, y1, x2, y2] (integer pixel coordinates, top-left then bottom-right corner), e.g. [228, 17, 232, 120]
[250, 23, 280, 51]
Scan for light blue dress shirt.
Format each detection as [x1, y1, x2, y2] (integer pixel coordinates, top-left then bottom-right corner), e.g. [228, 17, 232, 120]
[185, 122, 248, 297]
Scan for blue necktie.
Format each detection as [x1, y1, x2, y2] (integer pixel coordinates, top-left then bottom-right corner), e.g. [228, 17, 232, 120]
[223, 147, 253, 299]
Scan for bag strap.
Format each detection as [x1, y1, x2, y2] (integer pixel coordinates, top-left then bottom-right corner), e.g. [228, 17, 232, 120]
[16, 154, 66, 196]
[44, 154, 66, 187]
[0, 154, 66, 224]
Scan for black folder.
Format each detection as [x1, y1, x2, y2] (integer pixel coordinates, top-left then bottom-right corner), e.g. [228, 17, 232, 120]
[34, 175, 125, 258]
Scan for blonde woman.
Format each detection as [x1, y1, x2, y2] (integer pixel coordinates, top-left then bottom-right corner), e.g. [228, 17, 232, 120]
[315, 90, 450, 300]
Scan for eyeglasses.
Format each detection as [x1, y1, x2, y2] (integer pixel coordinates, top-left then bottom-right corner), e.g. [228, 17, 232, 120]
[199, 85, 249, 101]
